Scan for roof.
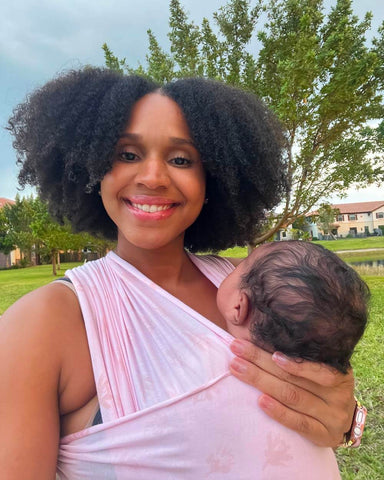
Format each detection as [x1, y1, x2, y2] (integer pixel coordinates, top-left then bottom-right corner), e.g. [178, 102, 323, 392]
[0, 197, 15, 209]
[333, 201, 384, 214]
[308, 200, 384, 216]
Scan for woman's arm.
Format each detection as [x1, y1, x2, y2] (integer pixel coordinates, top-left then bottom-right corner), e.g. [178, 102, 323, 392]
[0, 285, 71, 479]
[229, 339, 355, 448]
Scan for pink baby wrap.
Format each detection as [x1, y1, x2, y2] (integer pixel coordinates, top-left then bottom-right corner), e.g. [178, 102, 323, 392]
[57, 251, 340, 479]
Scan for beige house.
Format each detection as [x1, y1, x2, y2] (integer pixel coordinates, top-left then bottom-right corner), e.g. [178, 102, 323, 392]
[307, 200, 384, 238]
[0, 197, 22, 268]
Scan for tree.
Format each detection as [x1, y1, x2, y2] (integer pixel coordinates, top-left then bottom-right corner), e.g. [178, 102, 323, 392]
[102, 43, 128, 74]
[0, 195, 39, 264]
[104, 0, 384, 243]
[291, 215, 312, 240]
[0, 196, 109, 274]
[29, 205, 68, 275]
[0, 208, 15, 256]
[316, 204, 341, 237]
[29, 198, 95, 275]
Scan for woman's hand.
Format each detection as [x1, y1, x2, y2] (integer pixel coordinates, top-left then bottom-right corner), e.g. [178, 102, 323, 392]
[229, 339, 356, 448]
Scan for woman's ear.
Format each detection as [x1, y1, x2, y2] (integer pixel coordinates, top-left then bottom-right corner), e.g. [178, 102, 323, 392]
[232, 291, 250, 325]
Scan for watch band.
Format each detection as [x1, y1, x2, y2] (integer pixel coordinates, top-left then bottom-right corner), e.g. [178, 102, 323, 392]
[341, 399, 367, 448]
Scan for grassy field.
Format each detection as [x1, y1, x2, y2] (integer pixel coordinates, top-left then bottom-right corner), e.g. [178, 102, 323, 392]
[314, 236, 384, 252]
[0, 253, 383, 479]
[0, 262, 82, 314]
[219, 237, 384, 259]
[338, 251, 384, 263]
[336, 275, 384, 479]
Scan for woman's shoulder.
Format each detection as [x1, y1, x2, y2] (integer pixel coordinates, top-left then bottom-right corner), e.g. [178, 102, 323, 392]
[0, 283, 91, 476]
[0, 279, 91, 385]
[0, 280, 95, 411]
[1, 280, 82, 333]
[0, 282, 84, 380]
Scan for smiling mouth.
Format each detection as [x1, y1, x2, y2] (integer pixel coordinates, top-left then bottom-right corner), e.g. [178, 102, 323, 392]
[125, 200, 179, 213]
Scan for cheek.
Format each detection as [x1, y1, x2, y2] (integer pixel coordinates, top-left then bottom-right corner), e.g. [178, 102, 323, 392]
[99, 173, 122, 221]
[178, 164, 206, 203]
[190, 172, 206, 207]
[216, 275, 233, 311]
[101, 163, 128, 189]
[100, 167, 118, 193]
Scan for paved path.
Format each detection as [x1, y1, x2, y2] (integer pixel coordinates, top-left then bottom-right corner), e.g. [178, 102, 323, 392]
[336, 248, 384, 254]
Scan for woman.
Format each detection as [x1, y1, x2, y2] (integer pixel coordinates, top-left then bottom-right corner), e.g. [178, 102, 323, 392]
[1, 68, 356, 479]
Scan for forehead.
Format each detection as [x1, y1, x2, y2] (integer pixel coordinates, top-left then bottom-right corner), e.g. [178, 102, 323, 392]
[126, 93, 190, 134]
[245, 243, 283, 266]
[247, 244, 269, 262]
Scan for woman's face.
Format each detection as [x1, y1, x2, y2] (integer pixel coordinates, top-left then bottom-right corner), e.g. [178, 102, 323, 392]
[100, 93, 206, 253]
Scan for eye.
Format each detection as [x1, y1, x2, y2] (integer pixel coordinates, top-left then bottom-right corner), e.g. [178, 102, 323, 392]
[170, 156, 192, 167]
[119, 151, 138, 162]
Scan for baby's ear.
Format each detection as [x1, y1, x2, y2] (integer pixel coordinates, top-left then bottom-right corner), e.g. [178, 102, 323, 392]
[232, 291, 250, 326]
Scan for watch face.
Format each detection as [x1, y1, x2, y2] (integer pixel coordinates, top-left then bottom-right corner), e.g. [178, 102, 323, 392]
[350, 404, 367, 447]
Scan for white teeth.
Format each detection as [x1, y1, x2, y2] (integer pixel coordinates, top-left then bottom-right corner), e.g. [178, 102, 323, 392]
[131, 202, 173, 213]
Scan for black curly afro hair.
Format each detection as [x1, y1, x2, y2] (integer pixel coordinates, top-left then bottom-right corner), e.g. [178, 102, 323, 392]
[8, 67, 289, 252]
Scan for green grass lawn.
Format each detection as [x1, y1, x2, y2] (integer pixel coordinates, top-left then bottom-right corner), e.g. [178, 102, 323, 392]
[338, 251, 384, 263]
[313, 236, 384, 252]
[0, 262, 82, 314]
[219, 245, 248, 257]
[336, 276, 384, 479]
[219, 237, 384, 259]
[0, 260, 383, 479]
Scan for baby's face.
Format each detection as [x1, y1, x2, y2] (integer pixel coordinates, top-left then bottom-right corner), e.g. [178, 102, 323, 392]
[217, 247, 266, 339]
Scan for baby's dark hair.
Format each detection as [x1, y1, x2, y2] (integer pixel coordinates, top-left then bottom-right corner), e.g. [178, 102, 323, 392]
[241, 241, 369, 373]
[7, 67, 288, 252]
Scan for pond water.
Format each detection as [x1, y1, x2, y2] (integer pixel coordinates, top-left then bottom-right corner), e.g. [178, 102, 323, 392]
[349, 259, 384, 267]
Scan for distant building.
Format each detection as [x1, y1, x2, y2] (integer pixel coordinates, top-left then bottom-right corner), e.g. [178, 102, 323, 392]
[275, 223, 296, 241]
[0, 197, 21, 268]
[306, 200, 384, 238]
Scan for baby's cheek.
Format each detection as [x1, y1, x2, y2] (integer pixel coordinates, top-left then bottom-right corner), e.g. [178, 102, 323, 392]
[228, 325, 252, 341]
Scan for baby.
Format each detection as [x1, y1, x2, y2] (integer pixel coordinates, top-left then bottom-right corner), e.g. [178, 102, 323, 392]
[217, 240, 369, 373]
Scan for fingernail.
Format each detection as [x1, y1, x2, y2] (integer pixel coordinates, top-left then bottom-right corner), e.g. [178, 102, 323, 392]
[230, 358, 248, 374]
[259, 395, 275, 411]
[272, 351, 289, 366]
[230, 339, 245, 355]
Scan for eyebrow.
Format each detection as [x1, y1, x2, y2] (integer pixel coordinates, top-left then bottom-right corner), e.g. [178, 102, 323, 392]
[119, 133, 141, 141]
[119, 133, 197, 148]
[170, 137, 197, 148]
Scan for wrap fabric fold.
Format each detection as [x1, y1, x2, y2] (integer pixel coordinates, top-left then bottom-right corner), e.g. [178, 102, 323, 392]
[57, 251, 340, 479]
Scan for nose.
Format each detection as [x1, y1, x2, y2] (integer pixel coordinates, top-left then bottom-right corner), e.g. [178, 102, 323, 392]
[135, 156, 171, 190]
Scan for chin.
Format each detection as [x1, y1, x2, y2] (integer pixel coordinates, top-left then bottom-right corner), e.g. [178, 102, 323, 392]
[118, 230, 186, 253]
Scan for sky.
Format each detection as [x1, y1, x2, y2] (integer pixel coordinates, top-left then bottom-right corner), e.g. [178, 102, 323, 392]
[1, 0, 383, 204]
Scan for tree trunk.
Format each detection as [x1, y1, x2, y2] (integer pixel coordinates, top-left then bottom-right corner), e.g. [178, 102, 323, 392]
[52, 250, 57, 276]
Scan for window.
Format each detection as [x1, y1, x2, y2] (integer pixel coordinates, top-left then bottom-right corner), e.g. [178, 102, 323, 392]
[376, 212, 384, 219]
[348, 214, 357, 221]
[337, 215, 343, 221]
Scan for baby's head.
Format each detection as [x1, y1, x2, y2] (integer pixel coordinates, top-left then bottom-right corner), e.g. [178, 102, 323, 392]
[217, 241, 369, 373]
